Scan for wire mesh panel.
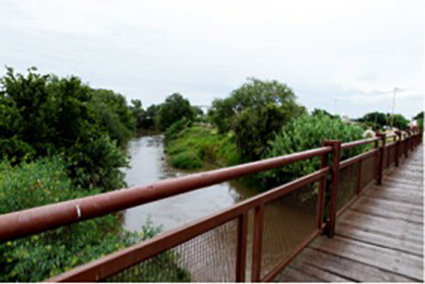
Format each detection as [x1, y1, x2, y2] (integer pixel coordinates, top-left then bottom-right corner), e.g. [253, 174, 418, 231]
[399, 140, 405, 158]
[260, 182, 318, 278]
[104, 219, 238, 282]
[337, 162, 359, 212]
[361, 154, 377, 189]
[387, 144, 396, 167]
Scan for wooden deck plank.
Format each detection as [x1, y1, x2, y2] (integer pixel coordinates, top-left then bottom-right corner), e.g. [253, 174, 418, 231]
[351, 196, 423, 218]
[336, 223, 423, 256]
[275, 266, 323, 282]
[289, 255, 354, 282]
[337, 210, 423, 242]
[310, 236, 423, 281]
[290, 247, 414, 282]
[276, 146, 423, 282]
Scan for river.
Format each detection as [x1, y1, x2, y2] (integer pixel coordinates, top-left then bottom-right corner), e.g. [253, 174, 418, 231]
[122, 134, 317, 281]
[123, 134, 256, 232]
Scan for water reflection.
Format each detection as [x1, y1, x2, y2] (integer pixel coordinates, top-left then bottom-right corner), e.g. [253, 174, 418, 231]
[123, 134, 255, 232]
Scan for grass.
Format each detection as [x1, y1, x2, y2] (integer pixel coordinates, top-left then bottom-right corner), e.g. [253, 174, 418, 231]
[165, 125, 241, 170]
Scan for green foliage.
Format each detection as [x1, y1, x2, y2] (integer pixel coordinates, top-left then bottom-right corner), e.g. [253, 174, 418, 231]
[165, 117, 193, 141]
[208, 78, 305, 161]
[233, 103, 287, 161]
[157, 93, 194, 131]
[358, 112, 388, 130]
[90, 89, 135, 147]
[0, 67, 133, 191]
[169, 150, 203, 169]
[192, 106, 205, 122]
[311, 108, 335, 118]
[414, 111, 424, 121]
[166, 126, 241, 170]
[257, 114, 365, 190]
[0, 158, 189, 282]
[391, 114, 409, 130]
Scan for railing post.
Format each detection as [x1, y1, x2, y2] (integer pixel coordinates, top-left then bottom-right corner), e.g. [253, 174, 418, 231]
[236, 213, 248, 282]
[356, 159, 363, 195]
[316, 150, 328, 229]
[251, 205, 264, 282]
[395, 131, 402, 167]
[324, 140, 341, 238]
[376, 132, 386, 185]
[403, 131, 408, 158]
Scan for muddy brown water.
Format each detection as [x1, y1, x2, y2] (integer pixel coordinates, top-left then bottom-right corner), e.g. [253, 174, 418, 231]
[122, 134, 317, 281]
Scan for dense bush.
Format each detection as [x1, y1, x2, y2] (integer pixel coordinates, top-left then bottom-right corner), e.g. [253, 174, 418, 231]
[165, 117, 193, 141]
[255, 114, 366, 190]
[0, 67, 133, 191]
[169, 150, 203, 169]
[208, 78, 305, 161]
[0, 158, 189, 282]
[90, 89, 135, 147]
[166, 126, 240, 170]
[157, 93, 194, 131]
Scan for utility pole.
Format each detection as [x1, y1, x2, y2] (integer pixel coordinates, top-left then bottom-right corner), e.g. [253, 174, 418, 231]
[390, 87, 409, 130]
[391, 87, 399, 130]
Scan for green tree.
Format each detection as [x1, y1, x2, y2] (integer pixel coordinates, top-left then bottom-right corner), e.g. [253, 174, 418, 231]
[90, 89, 135, 147]
[358, 112, 388, 130]
[157, 93, 194, 131]
[130, 99, 147, 129]
[391, 114, 409, 130]
[208, 78, 305, 161]
[0, 67, 130, 191]
[257, 113, 365, 190]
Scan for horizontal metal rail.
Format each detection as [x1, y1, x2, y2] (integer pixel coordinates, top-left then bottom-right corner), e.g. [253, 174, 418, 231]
[47, 168, 330, 282]
[340, 148, 379, 169]
[341, 137, 379, 150]
[0, 146, 331, 242]
[2, 131, 422, 282]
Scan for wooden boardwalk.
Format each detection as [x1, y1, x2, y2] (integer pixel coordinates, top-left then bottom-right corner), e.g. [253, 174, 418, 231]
[277, 146, 424, 282]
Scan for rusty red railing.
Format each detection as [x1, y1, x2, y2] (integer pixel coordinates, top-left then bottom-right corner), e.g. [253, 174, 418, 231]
[0, 129, 422, 282]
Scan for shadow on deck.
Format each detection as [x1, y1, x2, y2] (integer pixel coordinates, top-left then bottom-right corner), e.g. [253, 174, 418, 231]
[277, 146, 424, 282]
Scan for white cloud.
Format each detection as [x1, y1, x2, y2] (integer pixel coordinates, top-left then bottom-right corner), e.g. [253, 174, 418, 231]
[0, 0, 423, 118]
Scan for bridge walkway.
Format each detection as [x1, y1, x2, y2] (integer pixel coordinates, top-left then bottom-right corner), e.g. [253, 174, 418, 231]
[277, 146, 423, 282]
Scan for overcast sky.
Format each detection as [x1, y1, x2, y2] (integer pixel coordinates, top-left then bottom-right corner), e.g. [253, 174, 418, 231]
[0, 0, 423, 118]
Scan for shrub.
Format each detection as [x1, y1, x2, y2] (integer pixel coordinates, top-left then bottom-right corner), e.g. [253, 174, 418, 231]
[0, 67, 131, 192]
[165, 117, 192, 141]
[0, 158, 190, 282]
[169, 150, 203, 169]
[255, 114, 365, 190]
[208, 78, 306, 161]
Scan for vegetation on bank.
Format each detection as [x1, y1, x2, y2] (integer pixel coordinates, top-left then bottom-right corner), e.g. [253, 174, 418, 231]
[0, 66, 421, 281]
[0, 68, 190, 282]
[0, 157, 190, 282]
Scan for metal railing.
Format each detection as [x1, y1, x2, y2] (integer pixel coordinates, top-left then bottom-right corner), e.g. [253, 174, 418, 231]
[0, 129, 422, 282]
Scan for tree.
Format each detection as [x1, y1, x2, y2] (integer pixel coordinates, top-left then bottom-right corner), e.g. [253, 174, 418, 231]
[312, 108, 335, 118]
[414, 111, 424, 130]
[358, 112, 388, 130]
[257, 113, 365, 190]
[156, 93, 194, 131]
[391, 114, 409, 130]
[129, 99, 146, 129]
[0, 67, 130, 191]
[208, 78, 305, 161]
[90, 89, 135, 147]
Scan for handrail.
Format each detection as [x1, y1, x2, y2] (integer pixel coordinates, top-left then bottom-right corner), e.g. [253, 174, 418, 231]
[47, 167, 330, 282]
[0, 146, 331, 242]
[341, 137, 379, 150]
[2, 132, 422, 282]
[340, 148, 379, 169]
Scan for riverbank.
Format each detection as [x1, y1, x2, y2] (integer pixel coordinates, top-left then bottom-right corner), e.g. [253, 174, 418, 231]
[165, 125, 241, 170]
[123, 134, 256, 232]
